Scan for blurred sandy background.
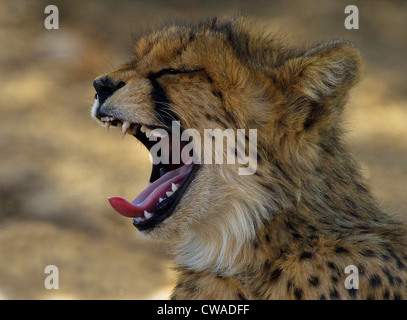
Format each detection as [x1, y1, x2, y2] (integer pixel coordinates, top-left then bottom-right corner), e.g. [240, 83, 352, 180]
[0, 0, 406, 299]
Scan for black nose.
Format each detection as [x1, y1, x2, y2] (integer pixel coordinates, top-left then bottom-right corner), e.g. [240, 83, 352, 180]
[93, 75, 126, 105]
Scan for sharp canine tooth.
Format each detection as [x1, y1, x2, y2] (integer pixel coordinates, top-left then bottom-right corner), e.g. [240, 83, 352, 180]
[144, 210, 153, 219]
[122, 121, 131, 134]
[140, 125, 147, 133]
[166, 191, 173, 198]
[171, 183, 178, 192]
[106, 123, 111, 131]
[145, 129, 152, 138]
[159, 198, 164, 203]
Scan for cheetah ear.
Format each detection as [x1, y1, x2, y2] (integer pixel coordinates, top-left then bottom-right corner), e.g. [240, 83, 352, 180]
[273, 41, 363, 132]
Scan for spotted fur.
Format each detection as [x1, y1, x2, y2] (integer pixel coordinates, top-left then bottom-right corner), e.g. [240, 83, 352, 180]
[93, 17, 407, 299]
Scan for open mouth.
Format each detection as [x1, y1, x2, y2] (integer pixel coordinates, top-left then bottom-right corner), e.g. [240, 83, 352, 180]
[99, 116, 200, 232]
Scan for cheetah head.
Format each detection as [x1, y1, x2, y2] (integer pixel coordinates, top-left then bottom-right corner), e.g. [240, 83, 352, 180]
[92, 17, 362, 268]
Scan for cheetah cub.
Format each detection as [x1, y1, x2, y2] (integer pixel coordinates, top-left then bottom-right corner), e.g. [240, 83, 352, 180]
[92, 17, 407, 299]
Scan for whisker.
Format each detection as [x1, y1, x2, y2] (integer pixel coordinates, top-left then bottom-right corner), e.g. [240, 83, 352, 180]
[154, 106, 178, 126]
[154, 101, 192, 128]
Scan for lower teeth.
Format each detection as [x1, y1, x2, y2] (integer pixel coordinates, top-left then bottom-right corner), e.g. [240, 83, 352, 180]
[144, 210, 153, 219]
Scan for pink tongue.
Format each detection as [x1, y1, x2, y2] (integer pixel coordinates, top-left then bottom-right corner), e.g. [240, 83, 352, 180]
[108, 164, 192, 218]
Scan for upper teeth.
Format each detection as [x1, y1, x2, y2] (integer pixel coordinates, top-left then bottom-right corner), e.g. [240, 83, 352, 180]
[100, 120, 166, 140]
[122, 120, 131, 135]
[101, 116, 116, 122]
[140, 125, 152, 138]
[140, 125, 167, 139]
[140, 124, 148, 133]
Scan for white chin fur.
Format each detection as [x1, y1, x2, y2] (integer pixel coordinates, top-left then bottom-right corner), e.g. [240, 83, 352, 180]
[91, 97, 100, 119]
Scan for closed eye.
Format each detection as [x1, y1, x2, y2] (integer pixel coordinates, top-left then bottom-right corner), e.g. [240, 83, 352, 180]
[150, 68, 204, 79]
[147, 68, 205, 127]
